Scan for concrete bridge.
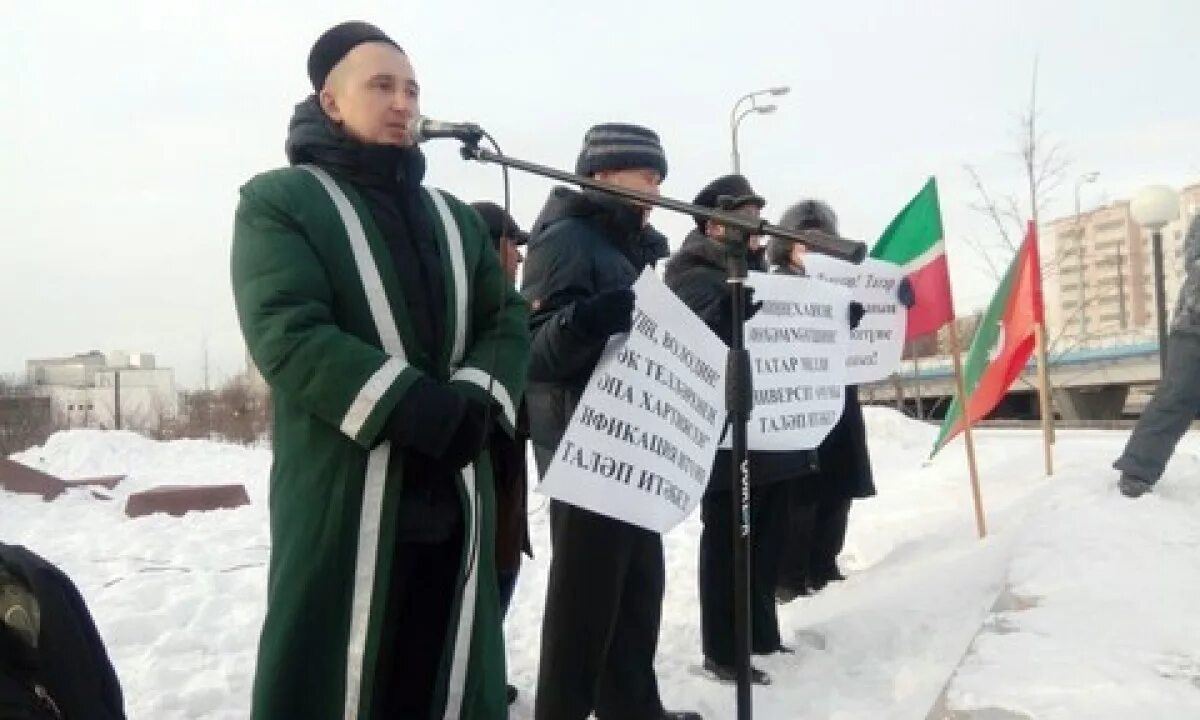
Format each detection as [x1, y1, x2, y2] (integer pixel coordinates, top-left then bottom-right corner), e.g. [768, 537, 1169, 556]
[861, 341, 1163, 421]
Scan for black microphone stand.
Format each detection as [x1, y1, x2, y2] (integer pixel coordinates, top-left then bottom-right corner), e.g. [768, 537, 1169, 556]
[459, 139, 866, 720]
[718, 203, 756, 719]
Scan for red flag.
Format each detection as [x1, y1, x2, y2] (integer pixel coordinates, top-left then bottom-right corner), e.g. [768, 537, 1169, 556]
[933, 222, 1044, 453]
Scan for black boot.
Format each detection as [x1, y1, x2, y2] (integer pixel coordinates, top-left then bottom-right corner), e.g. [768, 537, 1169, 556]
[506, 683, 517, 705]
[775, 582, 811, 604]
[1119, 473, 1153, 498]
[703, 656, 771, 685]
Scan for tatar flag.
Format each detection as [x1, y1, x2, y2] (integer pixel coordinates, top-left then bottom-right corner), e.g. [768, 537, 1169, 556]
[932, 221, 1045, 455]
[871, 177, 955, 340]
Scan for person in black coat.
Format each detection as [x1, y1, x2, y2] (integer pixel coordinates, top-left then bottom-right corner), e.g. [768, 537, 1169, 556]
[663, 174, 819, 685]
[770, 199, 911, 600]
[470, 200, 532, 706]
[522, 124, 701, 720]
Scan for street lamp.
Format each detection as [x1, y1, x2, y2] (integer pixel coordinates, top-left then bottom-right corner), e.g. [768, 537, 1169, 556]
[1130, 185, 1180, 373]
[1073, 172, 1099, 337]
[1074, 171, 1100, 219]
[730, 86, 789, 174]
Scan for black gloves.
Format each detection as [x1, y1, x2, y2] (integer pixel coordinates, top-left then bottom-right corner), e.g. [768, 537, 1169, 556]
[434, 397, 495, 473]
[710, 288, 762, 345]
[848, 301, 866, 330]
[897, 277, 916, 308]
[717, 287, 762, 325]
[384, 377, 495, 472]
[574, 287, 636, 338]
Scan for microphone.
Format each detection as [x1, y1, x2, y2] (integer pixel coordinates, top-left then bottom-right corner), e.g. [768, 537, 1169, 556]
[409, 115, 485, 144]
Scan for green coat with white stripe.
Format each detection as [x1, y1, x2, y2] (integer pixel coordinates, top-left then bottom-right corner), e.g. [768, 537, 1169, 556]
[232, 163, 529, 719]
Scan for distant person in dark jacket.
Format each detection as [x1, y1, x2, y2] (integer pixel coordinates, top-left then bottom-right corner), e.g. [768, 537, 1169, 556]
[471, 200, 532, 706]
[663, 174, 819, 685]
[522, 124, 700, 720]
[1116, 215, 1200, 497]
[770, 199, 877, 601]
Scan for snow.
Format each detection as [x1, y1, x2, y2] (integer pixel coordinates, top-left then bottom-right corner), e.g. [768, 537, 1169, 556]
[6, 412, 1200, 719]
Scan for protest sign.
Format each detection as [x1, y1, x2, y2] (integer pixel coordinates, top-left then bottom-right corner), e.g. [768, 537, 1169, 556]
[738, 271, 851, 451]
[537, 269, 728, 533]
[800, 255, 907, 383]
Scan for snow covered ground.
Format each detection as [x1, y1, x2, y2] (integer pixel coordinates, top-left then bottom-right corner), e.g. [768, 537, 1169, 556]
[5, 411, 1200, 719]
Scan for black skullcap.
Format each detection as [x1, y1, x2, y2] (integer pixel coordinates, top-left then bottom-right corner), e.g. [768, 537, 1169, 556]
[307, 21, 401, 91]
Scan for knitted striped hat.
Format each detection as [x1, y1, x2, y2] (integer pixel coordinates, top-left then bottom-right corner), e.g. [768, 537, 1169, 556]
[575, 123, 668, 180]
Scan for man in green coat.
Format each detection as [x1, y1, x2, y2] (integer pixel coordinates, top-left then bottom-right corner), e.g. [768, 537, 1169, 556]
[231, 21, 529, 720]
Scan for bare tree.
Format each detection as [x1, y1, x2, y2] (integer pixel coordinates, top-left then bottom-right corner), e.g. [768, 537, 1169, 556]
[959, 58, 1125, 371]
[170, 378, 270, 446]
[963, 59, 1069, 277]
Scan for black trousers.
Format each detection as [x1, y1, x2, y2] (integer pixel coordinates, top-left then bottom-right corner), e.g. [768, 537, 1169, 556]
[372, 533, 464, 719]
[778, 491, 853, 592]
[811, 496, 852, 578]
[535, 500, 666, 720]
[699, 481, 789, 665]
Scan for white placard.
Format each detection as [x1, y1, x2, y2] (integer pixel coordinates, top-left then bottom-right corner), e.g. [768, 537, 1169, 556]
[737, 271, 851, 451]
[537, 269, 728, 534]
[800, 255, 907, 384]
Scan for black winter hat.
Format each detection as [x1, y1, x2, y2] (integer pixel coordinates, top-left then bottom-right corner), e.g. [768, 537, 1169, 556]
[769, 199, 839, 267]
[470, 202, 528, 246]
[308, 21, 401, 91]
[692, 174, 766, 229]
[779, 199, 838, 234]
[575, 123, 668, 180]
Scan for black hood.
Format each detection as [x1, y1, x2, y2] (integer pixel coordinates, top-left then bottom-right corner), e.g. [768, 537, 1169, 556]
[284, 95, 426, 187]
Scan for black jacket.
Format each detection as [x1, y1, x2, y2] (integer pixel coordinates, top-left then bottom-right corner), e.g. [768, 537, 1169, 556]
[0, 544, 125, 720]
[805, 385, 876, 501]
[663, 230, 819, 493]
[772, 264, 876, 502]
[521, 187, 669, 465]
[491, 402, 531, 571]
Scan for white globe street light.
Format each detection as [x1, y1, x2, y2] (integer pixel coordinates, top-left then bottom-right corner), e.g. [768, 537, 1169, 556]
[1131, 185, 1180, 229]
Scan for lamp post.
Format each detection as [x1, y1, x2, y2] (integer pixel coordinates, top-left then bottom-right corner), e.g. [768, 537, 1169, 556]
[730, 86, 789, 174]
[1074, 172, 1100, 220]
[1073, 172, 1099, 337]
[1130, 185, 1180, 374]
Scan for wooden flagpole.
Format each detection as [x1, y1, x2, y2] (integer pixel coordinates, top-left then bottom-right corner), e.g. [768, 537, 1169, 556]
[1034, 323, 1054, 476]
[946, 320, 987, 538]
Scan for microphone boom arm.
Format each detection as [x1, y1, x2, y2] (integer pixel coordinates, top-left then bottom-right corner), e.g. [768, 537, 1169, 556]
[459, 143, 867, 263]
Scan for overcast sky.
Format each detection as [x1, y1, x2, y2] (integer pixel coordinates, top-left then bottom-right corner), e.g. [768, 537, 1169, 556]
[3, 1, 1197, 388]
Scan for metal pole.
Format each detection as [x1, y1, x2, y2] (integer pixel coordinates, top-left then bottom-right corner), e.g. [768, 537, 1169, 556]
[1152, 229, 1169, 374]
[723, 220, 754, 720]
[729, 94, 750, 174]
[464, 146, 867, 262]
[731, 122, 741, 174]
[114, 369, 122, 431]
[730, 106, 756, 175]
[1117, 246, 1127, 329]
[1073, 173, 1097, 340]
